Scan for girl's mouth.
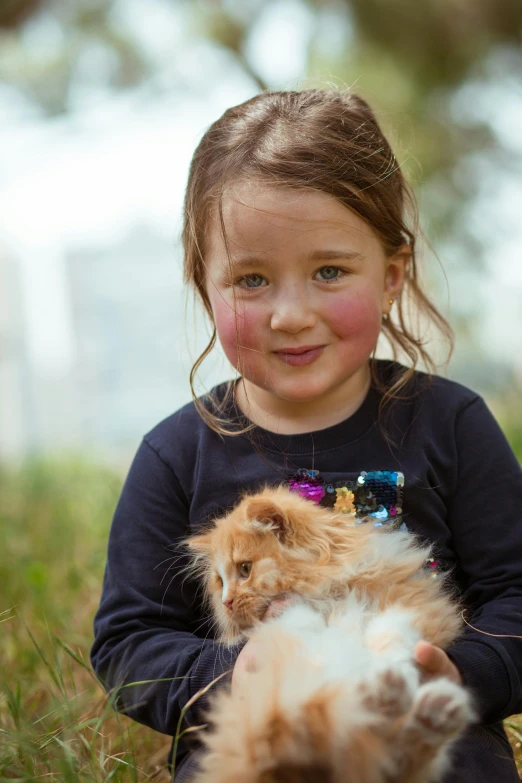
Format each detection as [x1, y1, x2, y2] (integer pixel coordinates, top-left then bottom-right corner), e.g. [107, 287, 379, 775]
[273, 345, 325, 366]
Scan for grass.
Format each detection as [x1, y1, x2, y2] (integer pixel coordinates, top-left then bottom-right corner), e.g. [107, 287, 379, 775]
[1, 443, 522, 780]
[0, 456, 175, 781]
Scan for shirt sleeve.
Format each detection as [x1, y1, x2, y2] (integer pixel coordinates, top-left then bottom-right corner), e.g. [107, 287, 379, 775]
[444, 396, 522, 724]
[90, 437, 244, 739]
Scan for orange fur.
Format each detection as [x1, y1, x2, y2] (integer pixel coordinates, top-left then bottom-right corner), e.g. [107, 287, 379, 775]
[186, 485, 461, 648]
[186, 486, 471, 783]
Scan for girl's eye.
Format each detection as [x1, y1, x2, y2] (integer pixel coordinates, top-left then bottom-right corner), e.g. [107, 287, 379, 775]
[237, 274, 267, 289]
[238, 562, 252, 579]
[315, 266, 344, 283]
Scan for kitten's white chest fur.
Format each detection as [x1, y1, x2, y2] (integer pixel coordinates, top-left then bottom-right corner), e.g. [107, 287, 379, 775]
[272, 597, 424, 693]
[245, 596, 474, 783]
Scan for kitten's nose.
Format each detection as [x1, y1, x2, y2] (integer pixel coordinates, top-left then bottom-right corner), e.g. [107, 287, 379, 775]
[223, 598, 234, 610]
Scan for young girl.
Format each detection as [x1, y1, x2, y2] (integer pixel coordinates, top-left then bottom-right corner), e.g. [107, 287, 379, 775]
[90, 89, 522, 782]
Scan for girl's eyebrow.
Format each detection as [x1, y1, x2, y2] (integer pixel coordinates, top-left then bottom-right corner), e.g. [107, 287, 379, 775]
[308, 249, 364, 262]
[229, 249, 364, 268]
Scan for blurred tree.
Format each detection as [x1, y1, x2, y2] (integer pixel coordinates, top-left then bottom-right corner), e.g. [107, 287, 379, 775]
[0, 0, 43, 29]
[348, 0, 522, 88]
[0, 0, 149, 114]
[2, 0, 520, 121]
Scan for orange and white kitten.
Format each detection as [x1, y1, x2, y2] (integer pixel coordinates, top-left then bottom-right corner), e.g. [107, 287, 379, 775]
[186, 486, 475, 783]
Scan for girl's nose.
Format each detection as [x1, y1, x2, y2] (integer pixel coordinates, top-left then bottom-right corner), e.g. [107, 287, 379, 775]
[270, 293, 317, 333]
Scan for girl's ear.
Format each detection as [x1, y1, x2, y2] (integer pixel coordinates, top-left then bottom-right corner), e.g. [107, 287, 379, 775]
[245, 498, 295, 542]
[383, 243, 410, 304]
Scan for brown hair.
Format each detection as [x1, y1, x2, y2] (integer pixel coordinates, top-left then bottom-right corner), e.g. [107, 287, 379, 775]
[181, 88, 453, 437]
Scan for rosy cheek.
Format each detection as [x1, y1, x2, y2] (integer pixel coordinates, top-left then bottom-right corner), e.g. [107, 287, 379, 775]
[212, 296, 265, 369]
[212, 298, 238, 364]
[325, 285, 382, 338]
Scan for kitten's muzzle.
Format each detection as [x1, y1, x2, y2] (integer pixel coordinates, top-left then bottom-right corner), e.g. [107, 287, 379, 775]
[230, 596, 271, 628]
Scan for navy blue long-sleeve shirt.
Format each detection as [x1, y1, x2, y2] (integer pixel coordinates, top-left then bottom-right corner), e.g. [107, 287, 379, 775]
[90, 360, 522, 781]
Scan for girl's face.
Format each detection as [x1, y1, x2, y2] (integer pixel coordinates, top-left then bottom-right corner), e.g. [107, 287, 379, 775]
[205, 183, 408, 415]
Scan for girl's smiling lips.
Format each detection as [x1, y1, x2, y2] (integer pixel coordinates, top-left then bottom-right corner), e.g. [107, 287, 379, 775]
[273, 345, 326, 366]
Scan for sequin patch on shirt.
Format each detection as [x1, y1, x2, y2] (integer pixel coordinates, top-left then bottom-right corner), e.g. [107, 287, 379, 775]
[286, 468, 440, 577]
[287, 468, 405, 530]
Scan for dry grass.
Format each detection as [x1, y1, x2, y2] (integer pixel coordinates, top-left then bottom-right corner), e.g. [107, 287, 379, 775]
[1, 595, 178, 780]
[0, 455, 176, 780]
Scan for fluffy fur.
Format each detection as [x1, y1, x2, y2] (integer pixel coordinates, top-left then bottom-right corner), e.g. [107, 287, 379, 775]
[186, 486, 475, 783]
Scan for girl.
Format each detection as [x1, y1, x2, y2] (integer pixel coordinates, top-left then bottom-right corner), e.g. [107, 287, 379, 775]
[90, 89, 522, 782]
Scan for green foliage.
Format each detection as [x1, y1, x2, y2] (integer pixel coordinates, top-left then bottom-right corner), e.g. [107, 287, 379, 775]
[346, 0, 522, 89]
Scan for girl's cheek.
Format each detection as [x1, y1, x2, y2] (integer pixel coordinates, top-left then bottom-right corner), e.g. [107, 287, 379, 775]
[326, 286, 382, 337]
[212, 296, 264, 367]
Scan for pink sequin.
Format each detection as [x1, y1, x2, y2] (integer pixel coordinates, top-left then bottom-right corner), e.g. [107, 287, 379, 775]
[289, 479, 326, 504]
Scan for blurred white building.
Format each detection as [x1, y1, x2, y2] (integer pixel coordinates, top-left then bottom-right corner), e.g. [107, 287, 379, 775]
[65, 224, 191, 457]
[0, 225, 214, 461]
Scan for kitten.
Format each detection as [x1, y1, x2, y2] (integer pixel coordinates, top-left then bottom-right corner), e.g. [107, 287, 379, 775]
[186, 485, 475, 783]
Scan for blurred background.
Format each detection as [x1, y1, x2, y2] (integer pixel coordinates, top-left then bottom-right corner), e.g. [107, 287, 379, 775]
[1, 0, 522, 466]
[1, 1, 522, 780]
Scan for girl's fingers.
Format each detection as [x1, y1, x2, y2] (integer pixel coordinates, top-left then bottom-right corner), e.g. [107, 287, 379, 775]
[414, 640, 462, 685]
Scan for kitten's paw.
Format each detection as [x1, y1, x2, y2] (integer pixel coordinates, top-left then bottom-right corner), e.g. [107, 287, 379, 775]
[410, 680, 474, 739]
[359, 668, 413, 718]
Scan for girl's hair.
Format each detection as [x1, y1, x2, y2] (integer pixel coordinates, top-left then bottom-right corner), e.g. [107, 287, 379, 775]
[181, 88, 454, 437]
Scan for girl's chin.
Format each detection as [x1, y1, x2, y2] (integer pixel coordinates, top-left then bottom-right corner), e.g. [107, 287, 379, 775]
[246, 360, 371, 404]
[261, 382, 336, 404]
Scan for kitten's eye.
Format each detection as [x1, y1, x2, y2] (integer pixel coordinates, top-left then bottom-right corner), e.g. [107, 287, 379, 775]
[215, 574, 223, 587]
[238, 562, 252, 579]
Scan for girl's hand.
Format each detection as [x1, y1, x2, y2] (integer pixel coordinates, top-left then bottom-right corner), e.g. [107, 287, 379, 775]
[232, 639, 258, 692]
[232, 596, 297, 692]
[414, 640, 462, 685]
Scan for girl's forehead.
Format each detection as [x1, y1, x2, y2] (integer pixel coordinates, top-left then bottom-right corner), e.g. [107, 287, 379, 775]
[207, 183, 381, 262]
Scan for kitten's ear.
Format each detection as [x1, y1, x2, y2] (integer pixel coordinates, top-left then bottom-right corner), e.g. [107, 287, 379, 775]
[186, 531, 212, 556]
[246, 498, 294, 542]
